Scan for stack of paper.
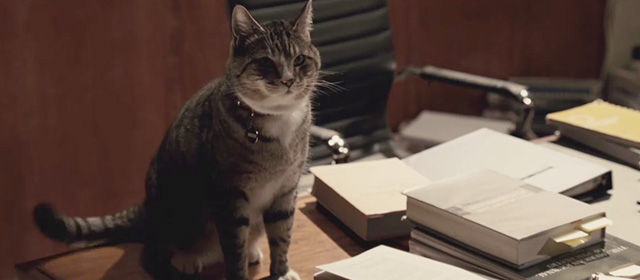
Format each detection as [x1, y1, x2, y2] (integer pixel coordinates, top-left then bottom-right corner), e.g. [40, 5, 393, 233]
[410, 232, 640, 280]
[404, 169, 610, 268]
[546, 100, 640, 169]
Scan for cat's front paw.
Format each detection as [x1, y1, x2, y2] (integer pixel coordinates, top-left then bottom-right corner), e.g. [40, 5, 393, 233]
[248, 245, 264, 265]
[170, 252, 203, 275]
[276, 269, 300, 280]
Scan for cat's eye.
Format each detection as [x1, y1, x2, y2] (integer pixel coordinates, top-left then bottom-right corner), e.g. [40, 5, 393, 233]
[255, 57, 274, 68]
[293, 55, 306, 66]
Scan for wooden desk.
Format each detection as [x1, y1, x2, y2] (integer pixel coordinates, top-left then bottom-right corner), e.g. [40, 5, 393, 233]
[16, 196, 404, 280]
[19, 139, 637, 280]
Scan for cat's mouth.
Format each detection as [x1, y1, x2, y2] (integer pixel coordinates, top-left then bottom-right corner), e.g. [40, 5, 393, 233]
[264, 85, 304, 97]
[283, 87, 299, 96]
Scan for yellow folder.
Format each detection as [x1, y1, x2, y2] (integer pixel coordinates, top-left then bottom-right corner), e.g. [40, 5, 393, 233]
[546, 100, 640, 149]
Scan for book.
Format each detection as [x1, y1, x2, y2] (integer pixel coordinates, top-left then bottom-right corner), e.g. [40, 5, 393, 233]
[314, 245, 490, 280]
[402, 128, 612, 199]
[546, 100, 640, 149]
[403, 169, 609, 268]
[310, 158, 430, 241]
[409, 228, 640, 280]
[559, 125, 640, 170]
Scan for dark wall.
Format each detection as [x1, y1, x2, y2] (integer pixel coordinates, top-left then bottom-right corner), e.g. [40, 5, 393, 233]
[0, 0, 604, 278]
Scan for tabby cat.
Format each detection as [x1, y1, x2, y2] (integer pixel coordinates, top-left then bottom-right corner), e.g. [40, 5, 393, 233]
[33, 1, 319, 279]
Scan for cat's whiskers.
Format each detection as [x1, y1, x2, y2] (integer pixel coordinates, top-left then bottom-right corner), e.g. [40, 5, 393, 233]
[318, 70, 339, 77]
[312, 71, 345, 95]
[312, 79, 345, 96]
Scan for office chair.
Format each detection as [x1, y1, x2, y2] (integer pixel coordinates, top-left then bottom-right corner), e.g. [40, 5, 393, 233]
[228, 0, 536, 166]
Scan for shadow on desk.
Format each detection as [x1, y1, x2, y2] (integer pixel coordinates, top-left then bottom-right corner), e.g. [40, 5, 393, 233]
[298, 200, 408, 254]
[15, 196, 384, 280]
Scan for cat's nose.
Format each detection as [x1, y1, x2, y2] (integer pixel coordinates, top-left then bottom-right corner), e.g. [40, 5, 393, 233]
[281, 78, 294, 88]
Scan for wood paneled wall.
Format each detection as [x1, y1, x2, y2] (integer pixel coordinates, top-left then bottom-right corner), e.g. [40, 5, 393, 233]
[0, 0, 604, 278]
[0, 1, 232, 278]
[387, 0, 605, 128]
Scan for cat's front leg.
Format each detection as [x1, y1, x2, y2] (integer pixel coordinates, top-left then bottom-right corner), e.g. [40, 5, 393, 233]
[216, 200, 251, 280]
[263, 187, 300, 280]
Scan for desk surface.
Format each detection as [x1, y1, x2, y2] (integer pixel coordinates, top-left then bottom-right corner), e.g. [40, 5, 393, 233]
[15, 196, 402, 280]
[16, 139, 640, 280]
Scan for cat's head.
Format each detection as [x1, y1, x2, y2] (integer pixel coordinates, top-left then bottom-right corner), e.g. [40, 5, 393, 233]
[227, 0, 320, 115]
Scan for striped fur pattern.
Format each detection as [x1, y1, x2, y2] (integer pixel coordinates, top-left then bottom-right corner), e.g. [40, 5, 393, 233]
[34, 203, 144, 244]
[33, 1, 318, 280]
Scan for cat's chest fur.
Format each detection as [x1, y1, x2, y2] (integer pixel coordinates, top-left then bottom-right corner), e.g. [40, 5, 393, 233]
[257, 101, 309, 146]
[245, 164, 299, 218]
[242, 111, 308, 210]
[218, 95, 310, 215]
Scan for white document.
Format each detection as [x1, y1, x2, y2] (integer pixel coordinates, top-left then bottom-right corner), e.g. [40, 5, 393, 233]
[403, 128, 610, 195]
[316, 245, 486, 280]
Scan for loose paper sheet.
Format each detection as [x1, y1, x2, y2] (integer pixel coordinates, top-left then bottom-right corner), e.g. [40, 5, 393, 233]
[316, 245, 486, 280]
[609, 264, 640, 278]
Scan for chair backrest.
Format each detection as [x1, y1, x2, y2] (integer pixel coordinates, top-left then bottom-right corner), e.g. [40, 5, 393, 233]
[228, 0, 396, 161]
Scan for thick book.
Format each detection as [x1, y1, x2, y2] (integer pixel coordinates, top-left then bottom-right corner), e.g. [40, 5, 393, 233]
[403, 128, 612, 199]
[314, 245, 490, 280]
[310, 158, 430, 241]
[409, 229, 640, 280]
[404, 169, 609, 268]
[546, 99, 640, 149]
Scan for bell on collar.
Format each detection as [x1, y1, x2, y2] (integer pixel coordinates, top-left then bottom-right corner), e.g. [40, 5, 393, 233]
[246, 126, 259, 144]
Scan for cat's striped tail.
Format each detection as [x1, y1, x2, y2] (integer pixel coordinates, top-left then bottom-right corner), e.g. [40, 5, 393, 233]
[33, 203, 145, 245]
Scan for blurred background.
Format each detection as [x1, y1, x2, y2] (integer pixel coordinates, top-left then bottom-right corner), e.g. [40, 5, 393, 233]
[1, 0, 638, 279]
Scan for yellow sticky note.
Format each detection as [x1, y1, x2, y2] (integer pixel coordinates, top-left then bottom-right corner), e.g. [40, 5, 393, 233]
[580, 217, 613, 232]
[553, 230, 589, 243]
[563, 237, 590, 248]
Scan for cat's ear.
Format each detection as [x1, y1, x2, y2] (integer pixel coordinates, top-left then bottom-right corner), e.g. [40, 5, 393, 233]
[292, 0, 313, 41]
[231, 5, 265, 40]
